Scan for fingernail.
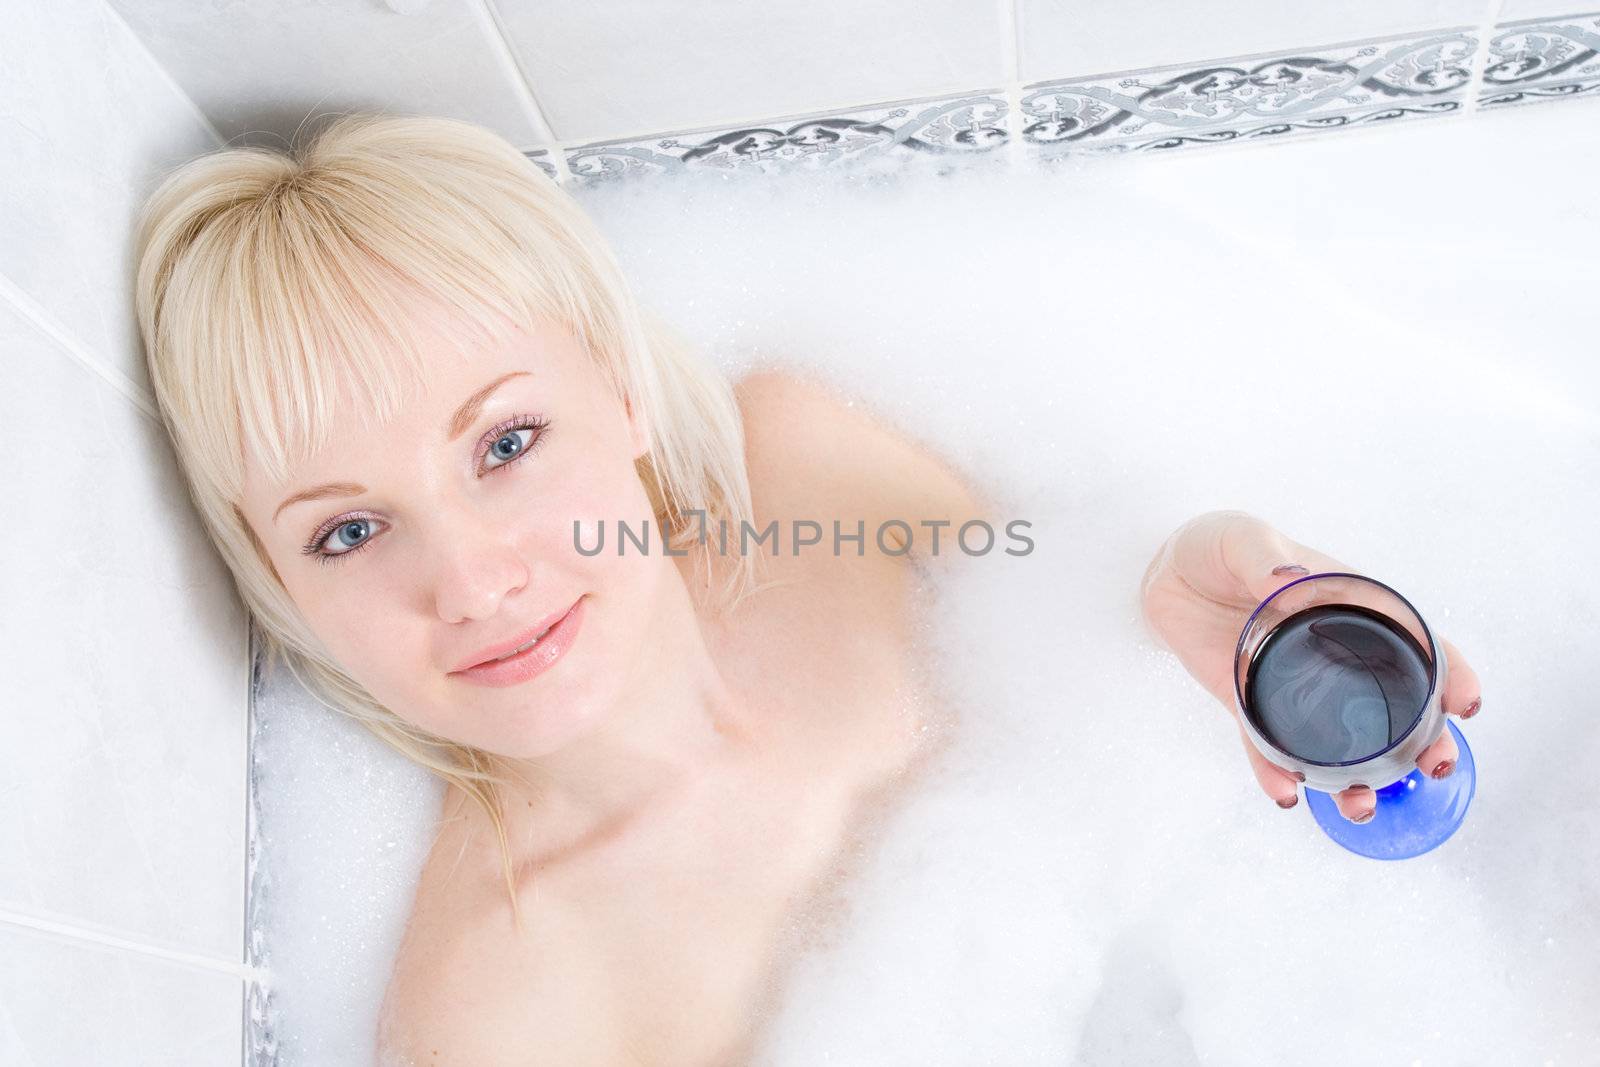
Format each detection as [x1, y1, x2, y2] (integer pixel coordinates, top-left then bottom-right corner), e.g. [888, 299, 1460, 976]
[1460, 697, 1481, 719]
[1292, 770, 1306, 783]
[1431, 759, 1455, 779]
[1351, 808, 1375, 824]
[1272, 564, 1309, 576]
[1276, 794, 1299, 809]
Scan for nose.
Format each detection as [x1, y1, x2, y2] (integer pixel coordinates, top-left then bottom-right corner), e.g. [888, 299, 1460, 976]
[428, 519, 531, 625]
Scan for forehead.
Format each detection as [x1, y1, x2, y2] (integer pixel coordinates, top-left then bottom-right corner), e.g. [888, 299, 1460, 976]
[240, 305, 588, 499]
[384, 296, 594, 404]
[401, 307, 600, 422]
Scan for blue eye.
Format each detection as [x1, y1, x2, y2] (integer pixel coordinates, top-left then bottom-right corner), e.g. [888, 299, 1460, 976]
[301, 414, 552, 566]
[310, 511, 388, 563]
[485, 427, 535, 471]
[476, 413, 550, 476]
[315, 517, 381, 563]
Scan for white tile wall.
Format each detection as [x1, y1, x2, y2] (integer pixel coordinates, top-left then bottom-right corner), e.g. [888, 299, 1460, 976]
[86, 2, 1600, 158]
[1498, 1, 1596, 17]
[491, 0, 1009, 144]
[1, 0, 249, 1060]
[1017, 0, 1490, 82]
[0, 0, 222, 397]
[0, 924, 241, 1066]
[103, 0, 550, 150]
[0, 297, 249, 956]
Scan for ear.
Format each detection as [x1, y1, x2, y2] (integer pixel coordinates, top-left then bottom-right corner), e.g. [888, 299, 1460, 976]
[622, 390, 651, 461]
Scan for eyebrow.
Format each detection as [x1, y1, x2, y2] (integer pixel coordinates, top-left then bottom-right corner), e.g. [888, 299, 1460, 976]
[272, 370, 533, 523]
[446, 370, 531, 442]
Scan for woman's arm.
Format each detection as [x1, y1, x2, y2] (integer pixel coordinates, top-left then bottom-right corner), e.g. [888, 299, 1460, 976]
[1140, 510, 1484, 822]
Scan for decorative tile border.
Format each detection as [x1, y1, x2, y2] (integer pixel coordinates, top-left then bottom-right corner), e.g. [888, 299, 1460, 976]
[514, 13, 1600, 185]
[1019, 28, 1478, 157]
[243, 626, 276, 1067]
[525, 147, 558, 183]
[556, 91, 1010, 185]
[1480, 12, 1600, 110]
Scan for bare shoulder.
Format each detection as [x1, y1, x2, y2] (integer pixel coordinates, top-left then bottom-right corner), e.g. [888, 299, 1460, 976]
[377, 914, 628, 1067]
[725, 368, 985, 769]
[731, 368, 992, 555]
[377, 817, 768, 1067]
[375, 823, 624, 1066]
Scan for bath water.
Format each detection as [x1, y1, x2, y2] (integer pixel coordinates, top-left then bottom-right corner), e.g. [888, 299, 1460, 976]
[1243, 603, 1432, 765]
[249, 101, 1600, 1066]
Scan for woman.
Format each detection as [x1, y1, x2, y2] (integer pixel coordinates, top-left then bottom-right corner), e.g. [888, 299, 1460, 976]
[132, 113, 1482, 1065]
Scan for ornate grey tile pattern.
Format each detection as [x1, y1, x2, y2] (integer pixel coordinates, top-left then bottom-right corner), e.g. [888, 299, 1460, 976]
[1480, 12, 1600, 110]
[525, 147, 558, 182]
[244, 629, 277, 1067]
[1020, 29, 1478, 157]
[556, 92, 1010, 186]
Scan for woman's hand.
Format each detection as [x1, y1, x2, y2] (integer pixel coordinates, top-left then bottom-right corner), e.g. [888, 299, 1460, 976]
[1139, 510, 1483, 823]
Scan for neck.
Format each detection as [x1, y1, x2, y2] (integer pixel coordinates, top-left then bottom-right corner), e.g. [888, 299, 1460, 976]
[482, 560, 755, 866]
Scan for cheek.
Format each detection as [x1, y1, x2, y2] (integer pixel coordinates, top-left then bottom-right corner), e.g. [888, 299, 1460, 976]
[533, 451, 659, 556]
[306, 602, 429, 724]
[276, 554, 425, 686]
[536, 460, 677, 615]
[323, 599, 409, 668]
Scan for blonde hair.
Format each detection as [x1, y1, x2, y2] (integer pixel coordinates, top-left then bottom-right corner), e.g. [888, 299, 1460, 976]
[132, 111, 762, 927]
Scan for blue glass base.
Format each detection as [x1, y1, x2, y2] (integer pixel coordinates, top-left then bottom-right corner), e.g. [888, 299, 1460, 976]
[1303, 718, 1476, 860]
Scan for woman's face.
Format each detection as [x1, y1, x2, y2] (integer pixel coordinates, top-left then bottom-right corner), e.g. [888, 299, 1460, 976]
[238, 306, 673, 759]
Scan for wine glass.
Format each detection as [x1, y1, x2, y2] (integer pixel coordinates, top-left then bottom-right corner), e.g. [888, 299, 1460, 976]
[1233, 572, 1476, 859]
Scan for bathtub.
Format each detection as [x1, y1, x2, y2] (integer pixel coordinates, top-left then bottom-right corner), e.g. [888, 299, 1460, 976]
[249, 99, 1599, 1065]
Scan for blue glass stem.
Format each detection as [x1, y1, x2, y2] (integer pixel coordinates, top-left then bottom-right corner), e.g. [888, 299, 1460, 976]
[1301, 718, 1476, 860]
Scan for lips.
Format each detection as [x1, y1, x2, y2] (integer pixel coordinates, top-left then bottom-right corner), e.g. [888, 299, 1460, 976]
[451, 600, 578, 673]
[451, 597, 586, 689]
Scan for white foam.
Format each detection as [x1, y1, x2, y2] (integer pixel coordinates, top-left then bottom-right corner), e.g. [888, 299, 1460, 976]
[251, 100, 1600, 1063]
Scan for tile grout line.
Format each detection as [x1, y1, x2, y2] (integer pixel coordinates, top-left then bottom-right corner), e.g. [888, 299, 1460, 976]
[96, 0, 226, 149]
[0, 275, 159, 421]
[0, 904, 268, 984]
[999, 0, 1024, 168]
[473, 0, 574, 184]
[1464, 0, 1510, 116]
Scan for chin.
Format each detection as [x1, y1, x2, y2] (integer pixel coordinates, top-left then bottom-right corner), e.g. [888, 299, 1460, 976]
[471, 690, 607, 760]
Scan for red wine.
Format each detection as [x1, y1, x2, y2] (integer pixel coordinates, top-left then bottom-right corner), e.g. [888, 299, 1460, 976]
[1243, 603, 1433, 765]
